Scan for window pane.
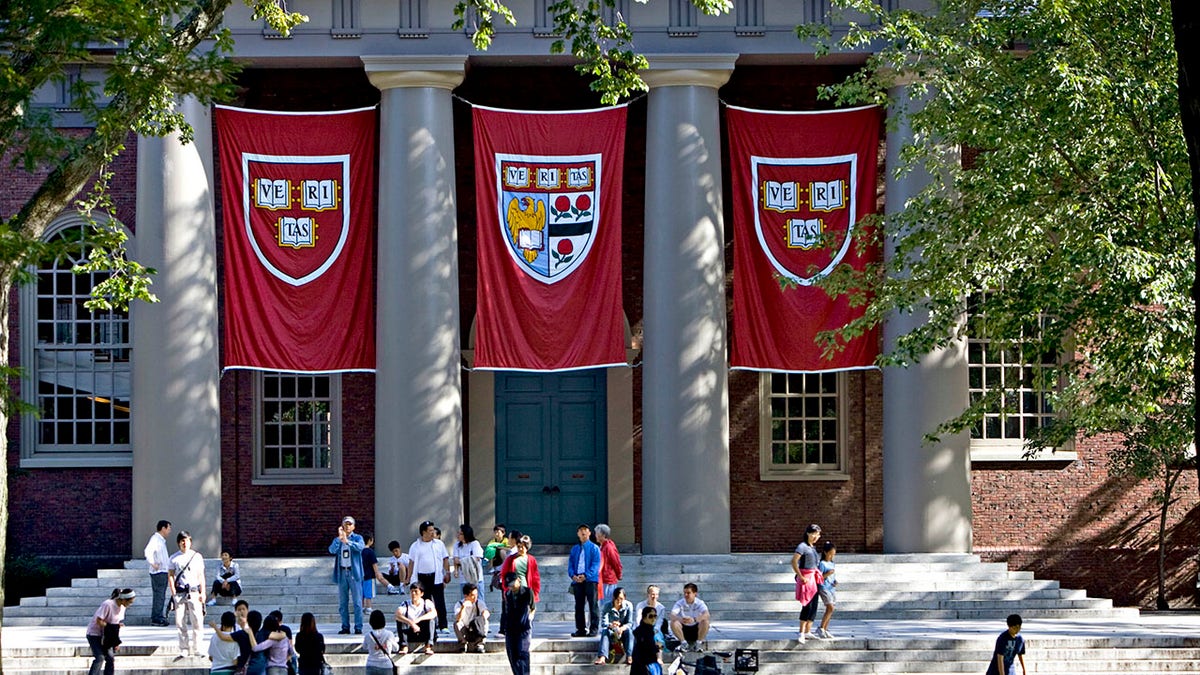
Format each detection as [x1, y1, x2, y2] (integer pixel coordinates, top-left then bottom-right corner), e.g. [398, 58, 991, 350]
[765, 373, 841, 473]
[259, 372, 337, 474]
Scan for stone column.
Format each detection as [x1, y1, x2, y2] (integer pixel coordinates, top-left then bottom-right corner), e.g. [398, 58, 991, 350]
[131, 97, 222, 556]
[881, 83, 973, 553]
[363, 55, 466, 543]
[641, 55, 737, 554]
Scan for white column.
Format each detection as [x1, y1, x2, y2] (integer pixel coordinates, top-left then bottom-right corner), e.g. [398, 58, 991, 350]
[641, 55, 737, 554]
[130, 97, 222, 556]
[881, 82, 973, 553]
[363, 56, 466, 542]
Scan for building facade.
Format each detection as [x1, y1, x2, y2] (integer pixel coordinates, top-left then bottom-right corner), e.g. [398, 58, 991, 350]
[6, 0, 1197, 607]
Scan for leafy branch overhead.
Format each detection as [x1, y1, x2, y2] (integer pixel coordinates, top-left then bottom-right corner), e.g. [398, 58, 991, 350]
[455, 0, 732, 105]
[804, 0, 1194, 457]
[1, 0, 305, 310]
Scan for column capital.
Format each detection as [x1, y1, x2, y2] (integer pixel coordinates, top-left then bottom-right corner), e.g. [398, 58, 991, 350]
[641, 54, 737, 89]
[361, 55, 467, 91]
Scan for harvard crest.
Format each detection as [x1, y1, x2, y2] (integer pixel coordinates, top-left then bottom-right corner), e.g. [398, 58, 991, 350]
[496, 153, 601, 284]
[243, 153, 351, 287]
[751, 154, 857, 286]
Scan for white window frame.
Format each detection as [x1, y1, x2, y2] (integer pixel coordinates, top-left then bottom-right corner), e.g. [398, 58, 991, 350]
[19, 214, 133, 468]
[967, 301, 1077, 463]
[252, 371, 343, 485]
[758, 371, 850, 481]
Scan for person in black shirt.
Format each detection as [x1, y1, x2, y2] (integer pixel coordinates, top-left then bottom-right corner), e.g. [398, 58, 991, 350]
[501, 572, 536, 675]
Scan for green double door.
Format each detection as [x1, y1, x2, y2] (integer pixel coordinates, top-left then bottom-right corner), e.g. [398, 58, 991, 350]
[495, 369, 608, 545]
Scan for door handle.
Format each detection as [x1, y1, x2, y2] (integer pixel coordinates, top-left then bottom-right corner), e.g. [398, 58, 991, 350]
[542, 486, 551, 494]
[550, 485, 561, 494]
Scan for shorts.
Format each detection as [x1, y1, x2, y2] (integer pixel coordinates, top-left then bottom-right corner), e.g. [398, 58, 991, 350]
[818, 587, 836, 606]
[362, 579, 376, 599]
[680, 623, 699, 642]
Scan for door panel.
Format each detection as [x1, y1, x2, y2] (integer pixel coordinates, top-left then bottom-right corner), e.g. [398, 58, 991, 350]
[495, 369, 607, 545]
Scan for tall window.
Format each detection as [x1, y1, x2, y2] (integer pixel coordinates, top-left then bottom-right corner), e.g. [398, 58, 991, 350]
[21, 218, 131, 466]
[254, 371, 342, 483]
[759, 372, 848, 480]
[967, 296, 1059, 446]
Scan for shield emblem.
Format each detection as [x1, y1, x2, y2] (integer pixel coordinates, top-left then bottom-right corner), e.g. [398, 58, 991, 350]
[751, 154, 858, 286]
[496, 153, 601, 284]
[242, 153, 351, 287]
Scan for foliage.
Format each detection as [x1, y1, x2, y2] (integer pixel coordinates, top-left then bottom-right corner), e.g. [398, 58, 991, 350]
[802, 0, 1195, 455]
[455, 0, 732, 104]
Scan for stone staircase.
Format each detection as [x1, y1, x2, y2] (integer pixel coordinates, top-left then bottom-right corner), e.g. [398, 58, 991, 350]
[6, 553, 1200, 674]
[3, 553, 1134, 627]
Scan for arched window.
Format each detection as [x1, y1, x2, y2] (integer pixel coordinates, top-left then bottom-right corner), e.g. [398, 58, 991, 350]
[20, 214, 132, 466]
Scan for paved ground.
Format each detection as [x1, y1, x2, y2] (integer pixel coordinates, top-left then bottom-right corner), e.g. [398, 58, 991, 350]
[6, 613, 1200, 650]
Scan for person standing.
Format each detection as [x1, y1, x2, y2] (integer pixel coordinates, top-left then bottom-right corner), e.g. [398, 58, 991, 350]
[568, 524, 601, 637]
[452, 524, 487, 611]
[408, 520, 451, 631]
[85, 588, 135, 675]
[790, 523, 822, 644]
[207, 611, 242, 674]
[293, 612, 326, 675]
[364, 609, 399, 675]
[501, 572, 536, 675]
[143, 520, 172, 626]
[169, 530, 207, 657]
[328, 515, 366, 634]
[596, 523, 623, 602]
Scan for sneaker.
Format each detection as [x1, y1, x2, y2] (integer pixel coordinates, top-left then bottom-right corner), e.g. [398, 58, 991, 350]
[337, 628, 350, 635]
[205, 598, 216, 607]
[797, 632, 806, 644]
[817, 628, 834, 639]
[809, 630, 825, 640]
[686, 641, 697, 652]
[475, 643, 486, 653]
[387, 585, 399, 595]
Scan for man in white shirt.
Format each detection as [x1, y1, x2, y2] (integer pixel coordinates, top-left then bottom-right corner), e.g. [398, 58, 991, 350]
[669, 582, 711, 653]
[143, 520, 172, 626]
[409, 520, 451, 631]
[168, 530, 206, 657]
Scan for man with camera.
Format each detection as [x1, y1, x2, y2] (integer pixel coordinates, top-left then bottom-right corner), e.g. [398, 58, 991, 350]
[328, 515, 366, 634]
[167, 530, 206, 657]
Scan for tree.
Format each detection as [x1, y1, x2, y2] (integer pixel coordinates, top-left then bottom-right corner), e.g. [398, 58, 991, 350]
[802, 0, 1196, 604]
[0, 0, 304, 656]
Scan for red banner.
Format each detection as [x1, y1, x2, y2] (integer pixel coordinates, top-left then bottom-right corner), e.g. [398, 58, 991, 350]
[216, 105, 376, 372]
[473, 106, 626, 371]
[727, 105, 882, 372]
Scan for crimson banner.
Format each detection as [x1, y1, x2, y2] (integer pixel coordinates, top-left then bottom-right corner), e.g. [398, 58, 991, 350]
[727, 105, 882, 372]
[216, 105, 376, 372]
[473, 105, 626, 371]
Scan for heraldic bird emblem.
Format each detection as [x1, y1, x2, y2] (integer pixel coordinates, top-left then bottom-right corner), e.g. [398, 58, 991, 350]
[506, 196, 546, 263]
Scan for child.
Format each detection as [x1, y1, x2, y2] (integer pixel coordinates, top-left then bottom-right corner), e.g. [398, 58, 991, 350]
[383, 540, 411, 594]
[985, 614, 1027, 675]
[361, 533, 383, 612]
[815, 541, 837, 639]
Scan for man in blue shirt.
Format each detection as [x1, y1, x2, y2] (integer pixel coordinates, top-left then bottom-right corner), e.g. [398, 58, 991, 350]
[328, 515, 365, 634]
[567, 523, 602, 637]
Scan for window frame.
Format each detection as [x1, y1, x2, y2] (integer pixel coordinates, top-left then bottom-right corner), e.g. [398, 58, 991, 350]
[252, 370, 343, 485]
[19, 214, 133, 468]
[758, 371, 850, 481]
[966, 299, 1077, 463]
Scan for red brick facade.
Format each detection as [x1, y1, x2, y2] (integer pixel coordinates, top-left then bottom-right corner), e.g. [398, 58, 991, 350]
[5, 65, 1197, 609]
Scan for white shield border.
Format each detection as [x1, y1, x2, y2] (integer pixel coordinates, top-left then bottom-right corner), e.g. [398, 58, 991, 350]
[750, 154, 857, 286]
[495, 152, 602, 285]
[242, 152, 352, 287]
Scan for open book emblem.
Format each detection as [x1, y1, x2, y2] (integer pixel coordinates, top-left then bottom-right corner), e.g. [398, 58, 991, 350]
[496, 153, 601, 284]
[751, 155, 857, 286]
[242, 153, 351, 287]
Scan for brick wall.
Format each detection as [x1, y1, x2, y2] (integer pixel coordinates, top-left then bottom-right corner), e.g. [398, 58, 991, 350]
[5, 131, 139, 562]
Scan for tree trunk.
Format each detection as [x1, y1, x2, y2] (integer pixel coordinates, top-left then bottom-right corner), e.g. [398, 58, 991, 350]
[1169, 0, 1200, 604]
[1158, 467, 1181, 610]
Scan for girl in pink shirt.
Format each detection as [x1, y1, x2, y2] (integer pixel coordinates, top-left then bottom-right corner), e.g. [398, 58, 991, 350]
[86, 588, 136, 675]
